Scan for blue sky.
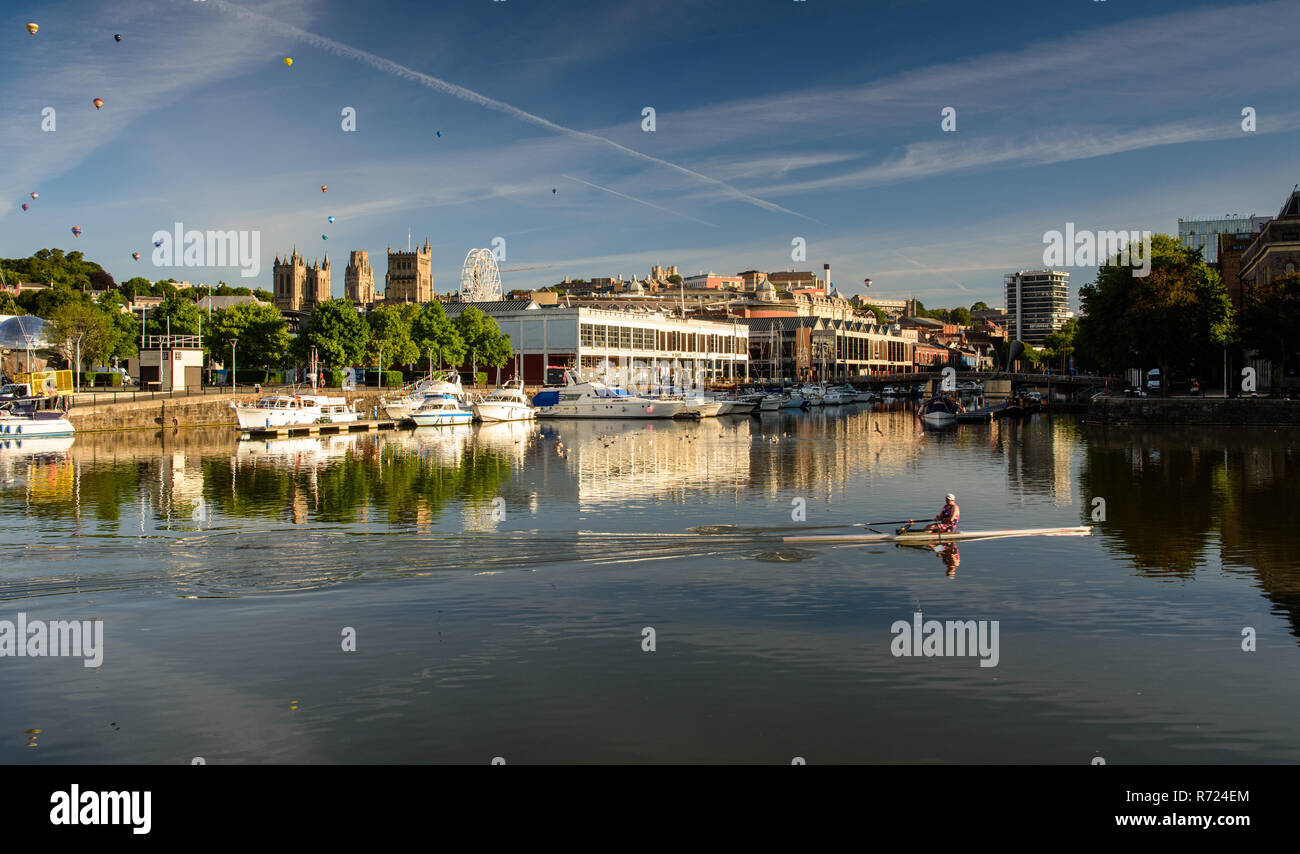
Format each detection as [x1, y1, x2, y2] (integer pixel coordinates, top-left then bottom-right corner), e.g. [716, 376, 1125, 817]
[4, 0, 1299, 309]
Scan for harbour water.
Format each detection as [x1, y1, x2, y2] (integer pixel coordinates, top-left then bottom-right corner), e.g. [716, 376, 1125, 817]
[2, 406, 1297, 764]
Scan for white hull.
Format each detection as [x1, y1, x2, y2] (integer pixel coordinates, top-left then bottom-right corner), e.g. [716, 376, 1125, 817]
[784, 526, 1094, 544]
[473, 401, 535, 422]
[760, 396, 783, 411]
[0, 415, 75, 438]
[537, 400, 684, 419]
[782, 395, 805, 409]
[411, 410, 474, 426]
[921, 412, 957, 425]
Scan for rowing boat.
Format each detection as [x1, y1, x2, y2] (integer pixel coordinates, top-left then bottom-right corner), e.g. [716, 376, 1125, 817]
[782, 526, 1093, 544]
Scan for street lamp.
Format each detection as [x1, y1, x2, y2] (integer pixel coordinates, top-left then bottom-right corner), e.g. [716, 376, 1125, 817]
[230, 337, 238, 397]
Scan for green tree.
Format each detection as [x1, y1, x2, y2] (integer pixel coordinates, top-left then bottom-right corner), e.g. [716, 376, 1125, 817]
[453, 306, 512, 377]
[950, 306, 971, 326]
[1041, 318, 1077, 371]
[97, 290, 140, 362]
[366, 303, 419, 368]
[119, 276, 152, 303]
[207, 302, 290, 370]
[1075, 234, 1233, 392]
[296, 299, 369, 369]
[412, 301, 465, 368]
[970, 301, 988, 312]
[860, 303, 886, 324]
[0, 292, 23, 315]
[48, 301, 112, 371]
[1240, 272, 1300, 395]
[145, 293, 202, 338]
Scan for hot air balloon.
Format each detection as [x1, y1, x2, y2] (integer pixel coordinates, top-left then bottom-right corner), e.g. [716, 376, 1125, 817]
[114, 34, 122, 42]
[93, 98, 104, 110]
[30, 192, 38, 199]
[154, 239, 164, 248]
[21, 204, 29, 211]
[320, 185, 327, 193]
[26, 23, 38, 36]
[436, 130, 442, 138]
[284, 57, 293, 67]
[321, 234, 329, 240]
[71, 226, 82, 237]
[327, 216, 335, 223]
[552, 188, 557, 195]
[132, 252, 141, 260]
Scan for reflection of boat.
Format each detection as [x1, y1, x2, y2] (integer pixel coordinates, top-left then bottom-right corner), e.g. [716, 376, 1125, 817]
[232, 394, 357, 429]
[784, 526, 1094, 544]
[0, 400, 75, 437]
[235, 433, 360, 462]
[383, 372, 464, 421]
[410, 393, 474, 426]
[919, 396, 963, 425]
[533, 371, 686, 419]
[0, 434, 75, 456]
[472, 379, 535, 422]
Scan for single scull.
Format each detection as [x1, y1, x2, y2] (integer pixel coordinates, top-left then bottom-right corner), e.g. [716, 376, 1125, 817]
[782, 526, 1093, 544]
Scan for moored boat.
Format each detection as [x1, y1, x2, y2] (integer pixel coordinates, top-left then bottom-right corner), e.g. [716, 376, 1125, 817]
[919, 395, 964, 425]
[532, 371, 686, 419]
[471, 379, 535, 422]
[231, 393, 357, 430]
[0, 400, 75, 438]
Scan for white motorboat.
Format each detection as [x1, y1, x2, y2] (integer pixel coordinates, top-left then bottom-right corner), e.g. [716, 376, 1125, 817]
[855, 389, 876, 403]
[383, 371, 464, 420]
[472, 379, 535, 422]
[713, 397, 756, 416]
[680, 399, 724, 418]
[799, 385, 826, 406]
[232, 393, 358, 430]
[410, 392, 474, 426]
[532, 371, 686, 419]
[0, 401, 75, 438]
[919, 396, 963, 425]
[781, 392, 806, 409]
[823, 388, 852, 405]
[759, 395, 783, 412]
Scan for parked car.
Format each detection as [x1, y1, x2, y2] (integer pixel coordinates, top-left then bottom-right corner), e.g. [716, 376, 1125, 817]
[1123, 386, 1148, 398]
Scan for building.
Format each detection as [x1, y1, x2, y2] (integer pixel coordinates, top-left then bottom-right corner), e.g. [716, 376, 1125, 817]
[1239, 188, 1300, 290]
[1178, 214, 1270, 264]
[195, 294, 265, 313]
[272, 248, 331, 313]
[137, 333, 205, 392]
[1216, 232, 1257, 308]
[386, 239, 433, 303]
[744, 316, 913, 382]
[681, 273, 744, 291]
[440, 302, 750, 387]
[345, 251, 376, 305]
[1004, 269, 1070, 346]
[766, 271, 823, 292]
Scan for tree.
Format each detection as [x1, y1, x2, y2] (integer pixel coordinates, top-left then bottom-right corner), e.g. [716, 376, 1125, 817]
[0, 292, 23, 315]
[950, 307, 971, 327]
[97, 290, 140, 362]
[1041, 318, 1078, 371]
[48, 301, 112, 371]
[1240, 272, 1300, 395]
[296, 299, 369, 369]
[366, 303, 419, 368]
[412, 301, 465, 368]
[207, 302, 290, 370]
[667, 274, 682, 285]
[970, 301, 989, 312]
[119, 277, 152, 303]
[453, 306, 512, 377]
[145, 293, 202, 338]
[1075, 235, 1233, 392]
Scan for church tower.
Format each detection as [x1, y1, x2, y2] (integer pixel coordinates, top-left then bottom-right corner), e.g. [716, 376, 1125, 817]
[273, 246, 307, 311]
[345, 250, 375, 305]
[385, 238, 433, 303]
[304, 253, 331, 309]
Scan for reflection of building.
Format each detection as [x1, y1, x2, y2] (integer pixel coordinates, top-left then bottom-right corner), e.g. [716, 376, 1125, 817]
[1004, 269, 1070, 346]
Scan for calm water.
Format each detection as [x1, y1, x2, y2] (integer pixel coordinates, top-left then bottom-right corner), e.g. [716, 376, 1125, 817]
[2, 406, 1298, 764]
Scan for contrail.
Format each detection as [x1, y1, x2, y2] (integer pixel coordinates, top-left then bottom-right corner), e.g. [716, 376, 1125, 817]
[207, 0, 815, 222]
[561, 174, 718, 228]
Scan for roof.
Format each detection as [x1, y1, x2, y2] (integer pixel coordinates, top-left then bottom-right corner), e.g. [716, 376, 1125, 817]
[443, 299, 539, 317]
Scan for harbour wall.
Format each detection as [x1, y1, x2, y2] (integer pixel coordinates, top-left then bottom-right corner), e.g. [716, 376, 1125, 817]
[1088, 396, 1300, 426]
[67, 390, 388, 432]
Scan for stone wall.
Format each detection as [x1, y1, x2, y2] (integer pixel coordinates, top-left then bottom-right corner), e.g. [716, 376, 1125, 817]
[68, 390, 387, 431]
[1088, 396, 1300, 426]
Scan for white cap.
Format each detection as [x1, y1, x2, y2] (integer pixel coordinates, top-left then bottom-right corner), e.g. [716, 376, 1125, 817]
[945, 493, 956, 501]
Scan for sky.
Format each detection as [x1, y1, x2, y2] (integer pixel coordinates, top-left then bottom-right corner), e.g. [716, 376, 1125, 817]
[3, 0, 1299, 310]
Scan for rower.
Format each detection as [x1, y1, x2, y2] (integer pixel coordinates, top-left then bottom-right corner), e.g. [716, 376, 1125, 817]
[926, 493, 960, 532]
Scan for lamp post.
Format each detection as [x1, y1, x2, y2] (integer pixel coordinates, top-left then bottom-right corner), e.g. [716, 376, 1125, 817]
[230, 337, 237, 398]
[378, 344, 383, 390]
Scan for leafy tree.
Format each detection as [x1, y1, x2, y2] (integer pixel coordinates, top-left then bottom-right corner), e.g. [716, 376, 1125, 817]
[119, 277, 152, 303]
[667, 274, 682, 285]
[366, 303, 419, 368]
[295, 299, 369, 369]
[970, 301, 988, 312]
[453, 306, 512, 376]
[0, 292, 23, 315]
[206, 302, 290, 370]
[412, 301, 465, 368]
[1240, 272, 1300, 395]
[1041, 318, 1077, 371]
[859, 303, 886, 324]
[1075, 234, 1233, 392]
[97, 290, 141, 361]
[48, 301, 112, 370]
[145, 293, 202, 338]
[950, 306, 971, 326]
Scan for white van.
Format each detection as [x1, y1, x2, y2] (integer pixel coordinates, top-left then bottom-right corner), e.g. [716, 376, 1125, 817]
[1146, 369, 1161, 391]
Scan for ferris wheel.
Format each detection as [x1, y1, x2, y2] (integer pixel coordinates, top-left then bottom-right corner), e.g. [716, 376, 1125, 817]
[459, 248, 502, 302]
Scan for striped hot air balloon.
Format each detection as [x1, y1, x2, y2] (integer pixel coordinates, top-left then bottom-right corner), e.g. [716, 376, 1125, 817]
[71, 226, 82, 237]
[93, 98, 104, 110]
[26, 23, 39, 36]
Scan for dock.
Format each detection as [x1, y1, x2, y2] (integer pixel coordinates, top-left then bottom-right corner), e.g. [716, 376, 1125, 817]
[240, 418, 407, 439]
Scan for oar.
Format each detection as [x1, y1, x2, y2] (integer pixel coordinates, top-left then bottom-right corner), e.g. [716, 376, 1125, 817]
[853, 517, 927, 528]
